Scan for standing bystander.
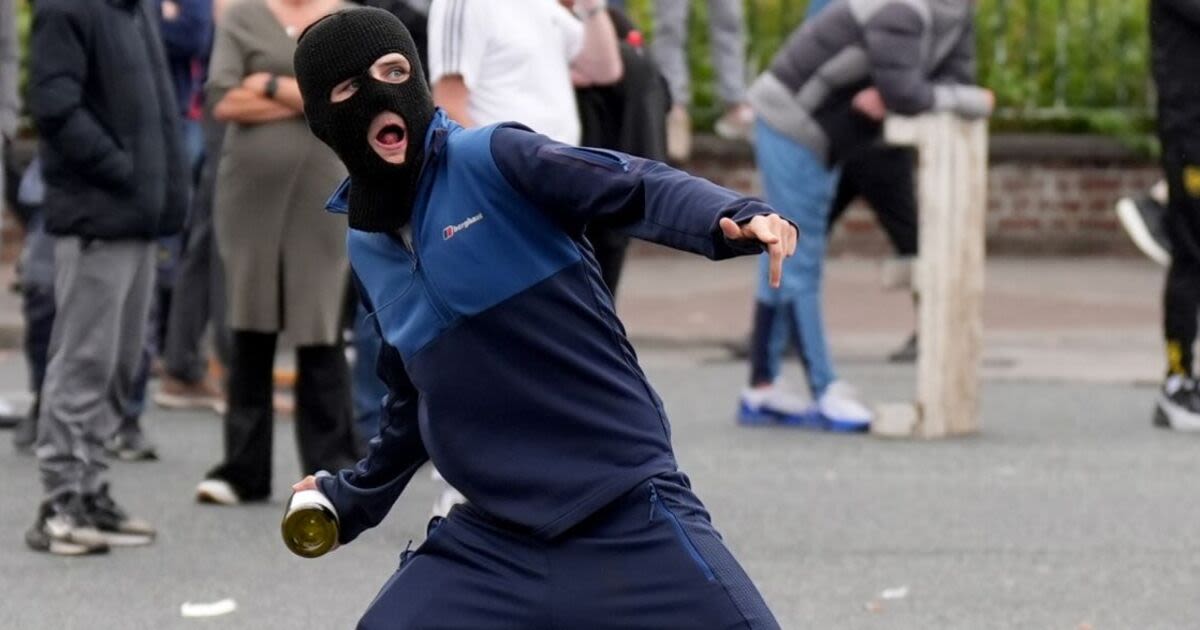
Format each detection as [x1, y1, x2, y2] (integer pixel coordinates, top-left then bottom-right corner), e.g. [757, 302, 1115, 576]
[154, 0, 229, 414]
[193, 0, 362, 507]
[26, 0, 188, 554]
[739, 0, 992, 431]
[1147, 0, 1200, 430]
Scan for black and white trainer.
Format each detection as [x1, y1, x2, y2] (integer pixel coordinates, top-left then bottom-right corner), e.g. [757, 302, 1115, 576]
[1154, 375, 1200, 431]
[1116, 192, 1172, 267]
[26, 494, 110, 556]
[85, 483, 156, 546]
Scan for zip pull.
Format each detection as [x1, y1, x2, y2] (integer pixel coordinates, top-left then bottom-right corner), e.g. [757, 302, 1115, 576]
[647, 483, 658, 523]
[398, 539, 415, 569]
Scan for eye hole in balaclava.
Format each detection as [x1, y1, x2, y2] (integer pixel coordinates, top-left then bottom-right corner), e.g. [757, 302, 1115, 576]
[295, 7, 436, 233]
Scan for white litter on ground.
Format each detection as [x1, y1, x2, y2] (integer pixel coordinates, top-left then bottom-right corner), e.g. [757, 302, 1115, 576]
[880, 586, 909, 600]
[180, 599, 238, 618]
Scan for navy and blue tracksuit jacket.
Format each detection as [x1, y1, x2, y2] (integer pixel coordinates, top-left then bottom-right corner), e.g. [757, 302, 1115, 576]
[318, 110, 777, 543]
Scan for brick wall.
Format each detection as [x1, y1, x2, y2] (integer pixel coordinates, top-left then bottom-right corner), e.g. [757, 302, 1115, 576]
[679, 133, 1158, 257]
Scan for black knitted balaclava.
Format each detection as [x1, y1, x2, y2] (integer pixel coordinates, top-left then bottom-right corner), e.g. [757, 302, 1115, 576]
[295, 7, 435, 232]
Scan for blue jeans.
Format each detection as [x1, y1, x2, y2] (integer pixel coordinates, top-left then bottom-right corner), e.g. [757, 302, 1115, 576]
[353, 302, 386, 445]
[750, 120, 839, 396]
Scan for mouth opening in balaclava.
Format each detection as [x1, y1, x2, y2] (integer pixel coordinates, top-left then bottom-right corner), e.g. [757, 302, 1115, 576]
[294, 7, 436, 233]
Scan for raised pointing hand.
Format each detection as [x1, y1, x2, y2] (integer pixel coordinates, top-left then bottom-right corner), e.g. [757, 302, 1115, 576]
[719, 215, 798, 288]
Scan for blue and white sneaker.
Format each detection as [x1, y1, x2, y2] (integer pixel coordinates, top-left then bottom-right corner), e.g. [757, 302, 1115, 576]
[817, 381, 873, 432]
[738, 384, 822, 428]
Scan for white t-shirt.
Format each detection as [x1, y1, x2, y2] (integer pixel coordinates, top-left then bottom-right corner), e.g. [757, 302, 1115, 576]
[429, 0, 584, 145]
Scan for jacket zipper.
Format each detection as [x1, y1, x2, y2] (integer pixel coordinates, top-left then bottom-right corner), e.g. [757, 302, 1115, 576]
[401, 128, 454, 324]
[649, 483, 716, 582]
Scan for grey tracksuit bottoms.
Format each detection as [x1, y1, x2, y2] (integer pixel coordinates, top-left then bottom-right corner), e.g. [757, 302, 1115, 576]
[37, 237, 155, 500]
[652, 0, 748, 106]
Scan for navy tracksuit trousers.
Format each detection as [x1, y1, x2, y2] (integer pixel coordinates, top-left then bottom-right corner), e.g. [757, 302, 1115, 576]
[358, 472, 779, 629]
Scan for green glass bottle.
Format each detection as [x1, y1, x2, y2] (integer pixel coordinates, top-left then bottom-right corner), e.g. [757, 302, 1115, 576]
[281, 482, 339, 558]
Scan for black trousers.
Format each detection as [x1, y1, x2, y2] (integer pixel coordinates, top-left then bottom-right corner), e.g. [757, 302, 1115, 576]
[163, 118, 230, 382]
[1162, 134, 1200, 376]
[207, 331, 360, 499]
[827, 145, 918, 257]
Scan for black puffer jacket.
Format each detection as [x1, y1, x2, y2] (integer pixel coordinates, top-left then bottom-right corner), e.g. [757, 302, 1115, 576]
[29, 0, 187, 240]
[1151, 0, 1200, 141]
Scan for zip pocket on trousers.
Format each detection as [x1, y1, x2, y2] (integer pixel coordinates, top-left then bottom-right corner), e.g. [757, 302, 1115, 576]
[649, 483, 716, 582]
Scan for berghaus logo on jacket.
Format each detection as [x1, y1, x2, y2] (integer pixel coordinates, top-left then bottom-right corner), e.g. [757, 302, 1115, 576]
[443, 213, 484, 240]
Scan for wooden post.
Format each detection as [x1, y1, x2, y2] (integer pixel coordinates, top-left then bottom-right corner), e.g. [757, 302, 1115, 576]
[875, 113, 989, 438]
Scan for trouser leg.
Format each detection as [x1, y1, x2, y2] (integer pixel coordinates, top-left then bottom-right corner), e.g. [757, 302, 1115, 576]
[38, 238, 152, 500]
[294, 344, 360, 474]
[163, 187, 218, 383]
[751, 120, 839, 396]
[706, 0, 747, 105]
[651, 0, 691, 105]
[207, 330, 276, 499]
[1161, 136, 1200, 376]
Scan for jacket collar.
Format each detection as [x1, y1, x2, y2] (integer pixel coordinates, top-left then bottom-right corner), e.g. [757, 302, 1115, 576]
[326, 109, 457, 215]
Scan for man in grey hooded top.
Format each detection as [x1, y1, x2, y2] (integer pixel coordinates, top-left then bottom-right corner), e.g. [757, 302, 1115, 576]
[737, 0, 991, 431]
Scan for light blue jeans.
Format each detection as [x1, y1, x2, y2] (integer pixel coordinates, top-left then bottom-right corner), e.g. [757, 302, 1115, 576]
[751, 120, 839, 396]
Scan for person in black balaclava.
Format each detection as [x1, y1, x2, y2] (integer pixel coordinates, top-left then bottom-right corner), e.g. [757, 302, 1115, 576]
[292, 8, 795, 628]
[294, 7, 434, 233]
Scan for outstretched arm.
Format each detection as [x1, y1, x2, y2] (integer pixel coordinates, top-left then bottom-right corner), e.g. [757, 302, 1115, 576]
[490, 126, 796, 282]
[297, 276, 430, 546]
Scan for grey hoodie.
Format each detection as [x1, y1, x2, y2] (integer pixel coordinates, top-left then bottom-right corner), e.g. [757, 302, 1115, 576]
[748, 0, 991, 164]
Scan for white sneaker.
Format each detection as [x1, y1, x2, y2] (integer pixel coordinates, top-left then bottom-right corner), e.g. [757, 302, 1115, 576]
[714, 104, 755, 141]
[738, 383, 819, 427]
[818, 381, 873, 433]
[195, 479, 241, 506]
[431, 487, 466, 518]
[1155, 375, 1200, 431]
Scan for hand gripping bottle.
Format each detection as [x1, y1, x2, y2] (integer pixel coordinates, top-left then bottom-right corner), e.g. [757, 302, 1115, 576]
[281, 471, 339, 558]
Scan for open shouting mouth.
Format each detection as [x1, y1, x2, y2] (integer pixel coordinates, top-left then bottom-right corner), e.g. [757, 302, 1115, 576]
[368, 112, 409, 165]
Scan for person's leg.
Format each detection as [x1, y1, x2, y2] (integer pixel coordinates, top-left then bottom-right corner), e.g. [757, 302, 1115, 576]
[707, 0, 755, 140]
[352, 302, 386, 446]
[203, 330, 277, 501]
[832, 146, 919, 362]
[652, 0, 693, 161]
[82, 241, 158, 545]
[706, 0, 747, 106]
[13, 211, 55, 453]
[38, 238, 136, 500]
[158, 164, 225, 409]
[651, 0, 690, 108]
[553, 473, 779, 629]
[1155, 136, 1200, 430]
[107, 243, 159, 462]
[1161, 138, 1200, 381]
[294, 343, 360, 474]
[356, 510, 546, 629]
[30, 238, 147, 553]
[750, 120, 838, 396]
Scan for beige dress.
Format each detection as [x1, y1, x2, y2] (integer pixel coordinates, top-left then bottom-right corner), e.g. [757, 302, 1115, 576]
[207, 0, 349, 346]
